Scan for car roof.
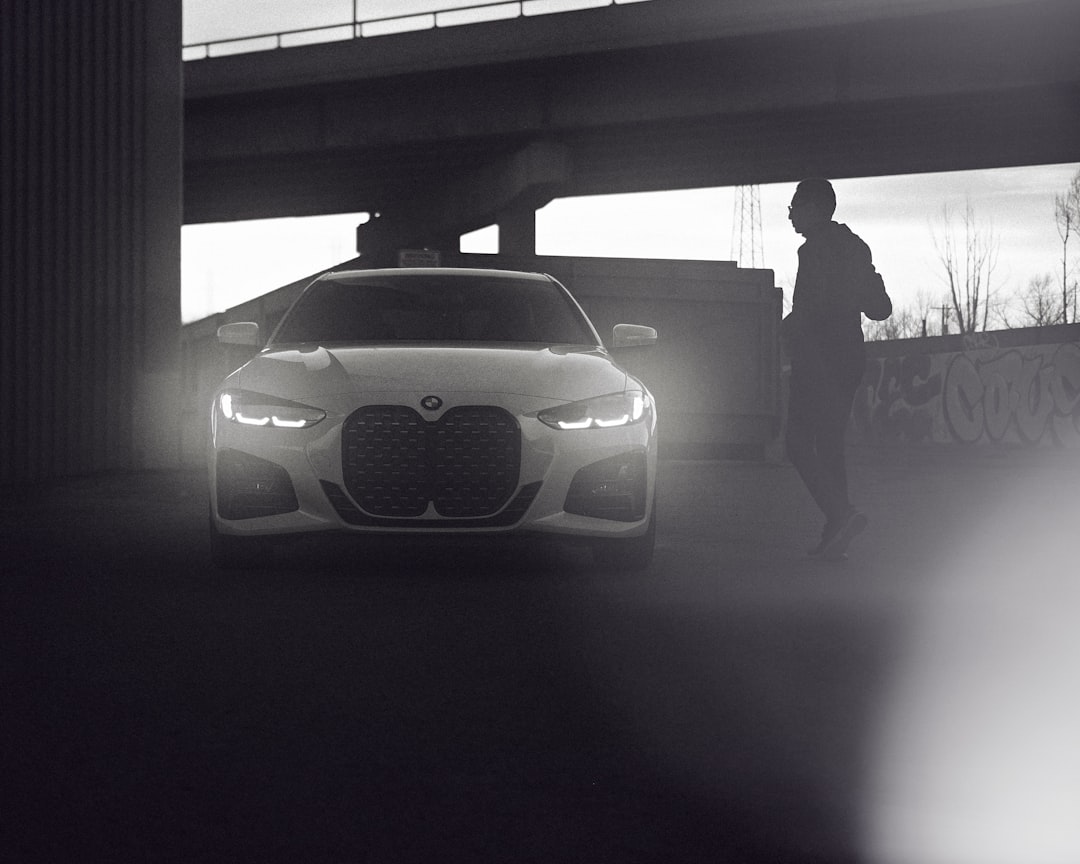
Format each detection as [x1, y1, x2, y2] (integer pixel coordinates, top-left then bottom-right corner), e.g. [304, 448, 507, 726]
[319, 267, 553, 282]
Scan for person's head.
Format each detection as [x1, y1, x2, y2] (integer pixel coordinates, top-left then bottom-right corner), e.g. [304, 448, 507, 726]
[788, 178, 836, 236]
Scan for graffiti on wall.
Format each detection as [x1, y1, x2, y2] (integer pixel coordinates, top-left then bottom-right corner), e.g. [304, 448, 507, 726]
[852, 341, 1080, 446]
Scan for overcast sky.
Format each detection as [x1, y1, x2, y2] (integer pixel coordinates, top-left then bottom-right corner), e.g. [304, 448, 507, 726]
[180, 1, 1080, 325]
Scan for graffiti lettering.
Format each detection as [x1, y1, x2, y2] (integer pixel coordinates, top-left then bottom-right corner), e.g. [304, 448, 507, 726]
[943, 345, 1080, 445]
[853, 340, 1080, 447]
[852, 354, 941, 443]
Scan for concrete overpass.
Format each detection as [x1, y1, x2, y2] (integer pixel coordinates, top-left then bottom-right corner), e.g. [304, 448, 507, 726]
[5, 0, 1079, 482]
[184, 0, 1080, 258]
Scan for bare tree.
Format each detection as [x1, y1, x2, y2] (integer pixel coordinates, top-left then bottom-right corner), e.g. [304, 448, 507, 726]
[1054, 168, 1080, 323]
[1002, 273, 1064, 328]
[932, 201, 1000, 334]
[864, 291, 934, 340]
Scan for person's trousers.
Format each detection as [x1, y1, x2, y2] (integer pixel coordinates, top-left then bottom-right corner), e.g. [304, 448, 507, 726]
[785, 365, 860, 528]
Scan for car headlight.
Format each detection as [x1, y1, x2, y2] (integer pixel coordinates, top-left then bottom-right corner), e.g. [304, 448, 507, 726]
[218, 389, 326, 429]
[537, 391, 651, 430]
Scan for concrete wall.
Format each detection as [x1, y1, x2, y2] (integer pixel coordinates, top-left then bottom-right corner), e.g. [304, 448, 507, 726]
[178, 256, 782, 464]
[852, 324, 1080, 447]
[179, 256, 1080, 463]
[0, 1, 183, 482]
[458, 255, 781, 459]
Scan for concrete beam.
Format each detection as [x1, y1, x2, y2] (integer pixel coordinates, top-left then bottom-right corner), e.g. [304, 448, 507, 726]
[355, 141, 570, 261]
[186, 2, 1080, 164]
[183, 0, 1080, 225]
[185, 0, 1035, 99]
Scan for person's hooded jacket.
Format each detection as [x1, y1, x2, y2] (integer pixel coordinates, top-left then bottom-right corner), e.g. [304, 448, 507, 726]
[783, 221, 892, 388]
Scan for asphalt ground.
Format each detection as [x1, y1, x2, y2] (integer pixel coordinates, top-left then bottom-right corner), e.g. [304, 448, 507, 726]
[2, 446, 1079, 864]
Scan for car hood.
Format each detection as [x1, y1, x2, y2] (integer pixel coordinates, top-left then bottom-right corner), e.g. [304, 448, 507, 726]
[231, 344, 632, 403]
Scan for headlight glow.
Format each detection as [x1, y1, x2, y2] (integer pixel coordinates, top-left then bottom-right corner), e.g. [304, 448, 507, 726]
[538, 391, 650, 431]
[218, 389, 326, 429]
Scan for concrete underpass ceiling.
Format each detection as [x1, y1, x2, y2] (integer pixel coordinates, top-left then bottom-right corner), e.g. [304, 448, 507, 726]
[181, 0, 1080, 227]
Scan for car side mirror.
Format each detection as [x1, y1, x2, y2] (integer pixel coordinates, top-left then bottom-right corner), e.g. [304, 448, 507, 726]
[611, 324, 658, 350]
[217, 322, 260, 346]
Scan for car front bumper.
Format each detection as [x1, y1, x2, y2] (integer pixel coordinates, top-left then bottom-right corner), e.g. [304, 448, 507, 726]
[209, 394, 657, 541]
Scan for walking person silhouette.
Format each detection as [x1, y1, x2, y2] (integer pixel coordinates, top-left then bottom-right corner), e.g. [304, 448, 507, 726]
[783, 178, 892, 559]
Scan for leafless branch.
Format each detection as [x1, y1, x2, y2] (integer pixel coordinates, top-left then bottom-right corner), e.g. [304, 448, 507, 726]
[931, 201, 1000, 334]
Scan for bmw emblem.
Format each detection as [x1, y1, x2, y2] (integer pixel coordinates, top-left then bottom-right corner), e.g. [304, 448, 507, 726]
[420, 395, 443, 411]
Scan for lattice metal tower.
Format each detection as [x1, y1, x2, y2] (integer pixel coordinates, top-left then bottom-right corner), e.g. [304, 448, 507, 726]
[731, 184, 765, 268]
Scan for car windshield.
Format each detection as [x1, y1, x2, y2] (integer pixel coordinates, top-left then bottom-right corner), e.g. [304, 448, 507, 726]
[270, 273, 599, 347]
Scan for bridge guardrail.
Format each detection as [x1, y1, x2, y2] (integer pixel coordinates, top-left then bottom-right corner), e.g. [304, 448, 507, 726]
[183, 0, 647, 61]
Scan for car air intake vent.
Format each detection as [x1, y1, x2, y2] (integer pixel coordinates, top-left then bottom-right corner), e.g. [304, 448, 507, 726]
[341, 405, 521, 518]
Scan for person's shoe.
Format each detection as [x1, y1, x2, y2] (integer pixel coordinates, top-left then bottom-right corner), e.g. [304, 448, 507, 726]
[807, 529, 834, 558]
[808, 517, 842, 557]
[820, 508, 868, 560]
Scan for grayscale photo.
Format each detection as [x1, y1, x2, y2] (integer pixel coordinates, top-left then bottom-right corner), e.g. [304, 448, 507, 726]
[3, 1, 1079, 862]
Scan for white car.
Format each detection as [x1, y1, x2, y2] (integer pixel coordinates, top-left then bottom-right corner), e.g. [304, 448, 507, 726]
[209, 267, 658, 569]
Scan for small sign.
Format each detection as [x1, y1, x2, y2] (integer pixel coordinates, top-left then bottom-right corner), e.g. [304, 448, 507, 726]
[397, 248, 441, 268]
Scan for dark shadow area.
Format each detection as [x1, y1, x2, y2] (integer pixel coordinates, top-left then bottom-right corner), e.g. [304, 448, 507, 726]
[0, 461, 932, 863]
[0, 474, 737, 862]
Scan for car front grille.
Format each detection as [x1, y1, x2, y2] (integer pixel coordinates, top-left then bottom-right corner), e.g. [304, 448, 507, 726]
[322, 480, 541, 529]
[341, 405, 521, 519]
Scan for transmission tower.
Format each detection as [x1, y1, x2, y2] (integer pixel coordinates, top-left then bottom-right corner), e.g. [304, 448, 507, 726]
[730, 184, 764, 268]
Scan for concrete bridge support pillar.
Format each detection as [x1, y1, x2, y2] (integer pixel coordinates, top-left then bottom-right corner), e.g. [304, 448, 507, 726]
[0, 0, 183, 481]
[355, 141, 568, 265]
[497, 205, 537, 257]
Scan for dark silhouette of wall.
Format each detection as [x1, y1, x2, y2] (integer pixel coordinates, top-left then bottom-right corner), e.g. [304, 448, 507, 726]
[1, 1, 182, 482]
